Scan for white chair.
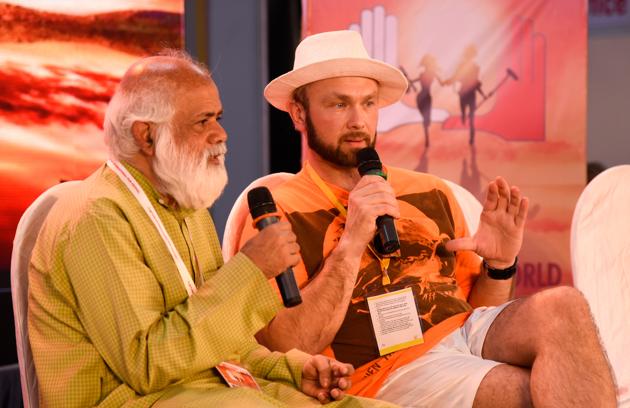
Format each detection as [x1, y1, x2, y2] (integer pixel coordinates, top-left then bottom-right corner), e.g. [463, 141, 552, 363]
[571, 165, 630, 407]
[222, 173, 294, 260]
[222, 173, 482, 259]
[11, 181, 81, 408]
[442, 178, 482, 235]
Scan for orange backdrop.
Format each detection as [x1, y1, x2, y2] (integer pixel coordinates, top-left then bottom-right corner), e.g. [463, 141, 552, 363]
[0, 0, 183, 277]
[304, 0, 587, 296]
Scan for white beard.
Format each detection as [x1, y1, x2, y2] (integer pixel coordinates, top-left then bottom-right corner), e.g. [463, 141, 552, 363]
[152, 127, 228, 210]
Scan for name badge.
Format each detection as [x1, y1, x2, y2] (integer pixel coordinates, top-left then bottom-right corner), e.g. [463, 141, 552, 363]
[367, 287, 424, 356]
[215, 362, 261, 391]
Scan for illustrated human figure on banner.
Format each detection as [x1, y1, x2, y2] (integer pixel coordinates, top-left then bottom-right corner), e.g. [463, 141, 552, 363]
[442, 17, 546, 142]
[350, 7, 545, 144]
[406, 54, 445, 148]
[444, 45, 488, 146]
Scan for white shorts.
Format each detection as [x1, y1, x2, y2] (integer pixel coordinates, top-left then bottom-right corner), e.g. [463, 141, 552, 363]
[375, 302, 513, 408]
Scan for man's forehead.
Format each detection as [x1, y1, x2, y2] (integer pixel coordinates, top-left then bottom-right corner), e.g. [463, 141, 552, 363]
[169, 82, 220, 118]
[306, 76, 379, 96]
[173, 81, 222, 119]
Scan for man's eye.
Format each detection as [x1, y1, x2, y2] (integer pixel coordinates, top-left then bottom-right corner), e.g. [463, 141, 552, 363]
[335, 103, 346, 108]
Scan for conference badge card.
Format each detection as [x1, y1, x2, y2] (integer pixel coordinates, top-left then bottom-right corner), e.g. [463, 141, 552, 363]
[216, 361, 261, 391]
[367, 287, 424, 355]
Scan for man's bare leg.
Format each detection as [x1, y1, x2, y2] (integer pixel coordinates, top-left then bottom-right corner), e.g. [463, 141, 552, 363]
[475, 286, 616, 407]
[473, 365, 531, 407]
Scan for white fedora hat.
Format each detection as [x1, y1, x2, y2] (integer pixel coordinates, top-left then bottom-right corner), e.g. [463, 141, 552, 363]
[264, 30, 408, 112]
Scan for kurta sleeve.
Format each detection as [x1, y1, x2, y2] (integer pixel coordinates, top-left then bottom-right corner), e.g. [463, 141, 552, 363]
[240, 344, 311, 389]
[62, 198, 286, 395]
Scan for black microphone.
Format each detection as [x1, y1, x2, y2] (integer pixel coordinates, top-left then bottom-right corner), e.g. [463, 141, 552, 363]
[356, 147, 400, 254]
[247, 186, 302, 308]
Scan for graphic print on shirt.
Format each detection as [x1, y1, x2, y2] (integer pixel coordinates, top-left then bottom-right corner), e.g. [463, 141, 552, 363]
[284, 188, 473, 367]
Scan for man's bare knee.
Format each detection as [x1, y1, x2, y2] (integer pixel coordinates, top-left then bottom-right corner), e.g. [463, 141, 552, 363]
[473, 364, 531, 408]
[531, 287, 594, 334]
[532, 286, 588, 312]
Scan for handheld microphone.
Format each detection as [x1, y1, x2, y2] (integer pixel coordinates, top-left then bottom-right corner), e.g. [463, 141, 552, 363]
[356, 147, 400, 254]
[247, 186, 302, 308]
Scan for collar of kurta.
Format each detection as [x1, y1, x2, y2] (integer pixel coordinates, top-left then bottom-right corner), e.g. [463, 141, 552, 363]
[118, 161, 197, 221]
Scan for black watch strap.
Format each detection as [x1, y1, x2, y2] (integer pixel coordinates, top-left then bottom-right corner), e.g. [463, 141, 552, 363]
[484, 257, 518, 280]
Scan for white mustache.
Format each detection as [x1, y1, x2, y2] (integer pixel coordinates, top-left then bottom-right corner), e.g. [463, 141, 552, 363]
[207, 142, 227, 158]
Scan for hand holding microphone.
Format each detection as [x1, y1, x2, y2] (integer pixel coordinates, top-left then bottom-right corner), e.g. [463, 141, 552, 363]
[243, 187, 302, 307]
[356, 147, 400, 254]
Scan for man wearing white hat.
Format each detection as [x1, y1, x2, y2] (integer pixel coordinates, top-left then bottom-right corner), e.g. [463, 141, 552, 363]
[239, 30, 616, 407]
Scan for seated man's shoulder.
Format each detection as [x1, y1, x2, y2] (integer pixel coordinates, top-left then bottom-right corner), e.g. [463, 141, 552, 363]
[267, 172, 298, 192]
[266, 172, 306, 203]
[44, 168, 132, 233]
[387, 166, 447, 192]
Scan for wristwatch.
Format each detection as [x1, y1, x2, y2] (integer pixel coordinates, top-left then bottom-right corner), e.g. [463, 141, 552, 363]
[484, 257, 518, 280]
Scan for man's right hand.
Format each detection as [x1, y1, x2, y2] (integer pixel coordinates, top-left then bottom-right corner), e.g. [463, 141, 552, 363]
[240, 221, 301, 279]
[341, 175, 400, 256]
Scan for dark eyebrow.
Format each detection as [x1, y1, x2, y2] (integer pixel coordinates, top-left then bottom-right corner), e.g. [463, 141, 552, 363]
[329, 92, 377, 102]
[362, 92, 378, 101]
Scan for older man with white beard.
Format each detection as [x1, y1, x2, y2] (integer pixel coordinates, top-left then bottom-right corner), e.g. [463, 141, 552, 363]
[27, 52, 394, 408]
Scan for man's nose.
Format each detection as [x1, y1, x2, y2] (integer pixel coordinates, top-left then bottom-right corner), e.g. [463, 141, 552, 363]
[347, 106, 367, 130]
[210, 122, 227, 144]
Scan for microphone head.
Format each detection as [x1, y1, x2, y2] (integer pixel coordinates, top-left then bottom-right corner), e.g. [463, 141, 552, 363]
[357, 147, 383, 176]
[247, 186, 278, 219]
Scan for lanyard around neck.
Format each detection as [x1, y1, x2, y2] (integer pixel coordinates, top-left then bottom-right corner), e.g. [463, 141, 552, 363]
[304, 162, 348, 217]
[304, 161, 392, 285]
[107, 160, 197, 296]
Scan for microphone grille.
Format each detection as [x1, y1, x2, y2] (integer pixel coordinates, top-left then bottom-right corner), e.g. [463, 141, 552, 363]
[247, 186, 277, 218]
[357, 147, 382, 176]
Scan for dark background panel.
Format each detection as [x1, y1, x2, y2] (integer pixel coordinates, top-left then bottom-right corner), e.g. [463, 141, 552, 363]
[267, 0, 302, 173]
[0, 291, 17, 366]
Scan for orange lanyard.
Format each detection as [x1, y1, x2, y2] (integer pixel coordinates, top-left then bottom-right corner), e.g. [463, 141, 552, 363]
[304, 162, 392, 286]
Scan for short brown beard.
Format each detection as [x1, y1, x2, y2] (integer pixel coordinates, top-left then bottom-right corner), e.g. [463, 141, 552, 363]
[305, 112, 376, 168]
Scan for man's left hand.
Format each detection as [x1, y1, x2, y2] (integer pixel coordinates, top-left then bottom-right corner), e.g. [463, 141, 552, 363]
[301, 355, 354, 404]
[446, 176, 529, 269]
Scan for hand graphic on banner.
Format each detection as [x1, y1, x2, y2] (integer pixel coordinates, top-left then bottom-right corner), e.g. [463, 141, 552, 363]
[443, 17, 546, 142]
[349, 6, 449, 133]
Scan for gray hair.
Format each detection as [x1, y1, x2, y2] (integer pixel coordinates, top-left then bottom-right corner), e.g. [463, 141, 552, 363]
[104, 50, 211, 161]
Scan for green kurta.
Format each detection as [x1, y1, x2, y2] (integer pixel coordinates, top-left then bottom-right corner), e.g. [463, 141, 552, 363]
[28, 163, 392, 408]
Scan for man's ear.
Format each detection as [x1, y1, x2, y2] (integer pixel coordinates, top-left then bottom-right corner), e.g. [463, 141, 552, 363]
[131, 121, 155, 156]
[287, 101, 307, 133]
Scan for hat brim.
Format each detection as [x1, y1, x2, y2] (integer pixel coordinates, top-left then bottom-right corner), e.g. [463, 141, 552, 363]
[264, 57, 408, 112]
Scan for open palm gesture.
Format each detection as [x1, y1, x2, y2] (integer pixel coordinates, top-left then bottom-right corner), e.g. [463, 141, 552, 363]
[446, 177, 528, 268]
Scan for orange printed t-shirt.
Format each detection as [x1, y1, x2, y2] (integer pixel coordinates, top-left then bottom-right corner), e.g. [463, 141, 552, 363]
[238, 165, 481, 397]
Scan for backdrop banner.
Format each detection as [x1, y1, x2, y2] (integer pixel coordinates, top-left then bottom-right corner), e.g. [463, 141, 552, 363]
[0, 0, 183, 284]
[303, 0, 587, 296]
